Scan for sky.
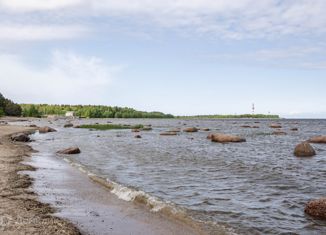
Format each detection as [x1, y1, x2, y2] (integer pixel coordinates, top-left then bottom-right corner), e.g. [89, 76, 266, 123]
[0, 0, 326, 118]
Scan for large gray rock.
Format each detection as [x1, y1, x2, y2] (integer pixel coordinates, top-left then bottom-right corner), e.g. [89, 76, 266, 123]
[294, 142, 316, 157]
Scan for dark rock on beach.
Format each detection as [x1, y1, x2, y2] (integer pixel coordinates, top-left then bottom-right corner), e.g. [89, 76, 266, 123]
[210, 134, 246, 143]
[134, 135, 142, 139]
[11, 133, 30, 142]
[64, 123, 73, 128]
[294, 142, 316, 157]
[308, 136, 326, 144]
[290, 128, 298, 131]
[57, 147, 81, 154]
[39, 126, 57, 133]
[305, 198, 326, 220]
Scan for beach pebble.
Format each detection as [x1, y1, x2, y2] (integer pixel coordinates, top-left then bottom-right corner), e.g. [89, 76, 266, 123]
[294, 142, 316, 157]
[134, 135, 142, 138]
[290, 128, 298, 131]
[305, 198, 326, 220]
[308, 136, 326, 144]
[57, 147, 81, 154]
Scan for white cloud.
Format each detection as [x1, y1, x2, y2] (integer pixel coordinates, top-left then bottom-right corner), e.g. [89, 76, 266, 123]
[1, 0, 326, 39]
[0, 51, 121, 104]
[0, 24, 88, 41]
[0, 0, 82, 12]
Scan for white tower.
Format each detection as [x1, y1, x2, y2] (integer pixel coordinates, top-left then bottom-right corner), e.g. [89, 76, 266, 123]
[252, 103, 255, 115]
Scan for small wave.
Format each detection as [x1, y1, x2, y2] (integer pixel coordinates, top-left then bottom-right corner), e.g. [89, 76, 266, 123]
[62, 157, 236, 235]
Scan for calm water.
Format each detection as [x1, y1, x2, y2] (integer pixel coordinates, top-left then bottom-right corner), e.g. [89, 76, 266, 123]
[26, 118, 326, 234]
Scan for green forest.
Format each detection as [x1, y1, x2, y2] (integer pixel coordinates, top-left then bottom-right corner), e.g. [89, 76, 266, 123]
[0, 93, 22, 117]
[20, 104, 174, 119]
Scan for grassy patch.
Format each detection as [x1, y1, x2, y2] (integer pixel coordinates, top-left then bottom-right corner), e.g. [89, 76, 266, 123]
[79, 124, 144, 130]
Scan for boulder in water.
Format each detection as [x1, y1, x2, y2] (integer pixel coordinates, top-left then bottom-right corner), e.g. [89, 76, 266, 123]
[160, 132, 178, 136]
[305, 198, 326, 220]
[308, 136, 326, 144]
[183, 127, 198, 133]
[64, 123, 73, 128]
[39, 126, 57, 133]
[57, 147, 81, 154]
[269, 124, 282, 128]
[210, 134, 246, 143]
[294, 142, 316, 157]
[134, 135, 142, 139]
[273, 131, 287, 135]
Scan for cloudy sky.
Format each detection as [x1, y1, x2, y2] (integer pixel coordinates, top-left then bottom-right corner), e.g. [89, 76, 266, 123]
[1, 0, 326, 117]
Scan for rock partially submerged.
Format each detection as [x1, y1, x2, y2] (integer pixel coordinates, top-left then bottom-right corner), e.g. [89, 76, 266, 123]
[64, 123, 73, 128]
[39, 126, 57, 133]
[11, 133, 30, 142]
[273, 131, 287, 135]
[160, 132, 178, 136]
[290, 128, 298, 131]
[210, 134, 246, 143]
[134, 135, 142, 139]
[57, 147, 81, 154]
[308, 136, 326, 144]
[183, 127, 198, 133]
[305, 198, 326, 220]
[294, 142, 316, 157]
[167, 128, 181, 133]
[269, 124, 282, 129]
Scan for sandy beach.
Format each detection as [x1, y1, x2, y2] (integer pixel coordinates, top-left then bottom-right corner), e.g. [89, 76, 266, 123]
[0, 121, 213, 235]
[0, 124, 80, 234]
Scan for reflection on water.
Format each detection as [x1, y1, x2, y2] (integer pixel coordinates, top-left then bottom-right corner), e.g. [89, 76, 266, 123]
[27, 118, 326, 234]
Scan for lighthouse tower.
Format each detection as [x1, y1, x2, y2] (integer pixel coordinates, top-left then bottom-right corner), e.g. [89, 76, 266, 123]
[252, 103, 255, 115]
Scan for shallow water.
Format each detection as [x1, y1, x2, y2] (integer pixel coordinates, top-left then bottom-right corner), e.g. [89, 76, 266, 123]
[25, 118, 326, 234]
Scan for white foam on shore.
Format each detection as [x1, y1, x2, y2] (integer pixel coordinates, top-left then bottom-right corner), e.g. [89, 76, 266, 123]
[61, 156, 236, 235]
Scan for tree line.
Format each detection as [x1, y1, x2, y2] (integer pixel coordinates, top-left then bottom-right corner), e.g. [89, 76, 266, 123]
[20, 104, 174, 119]
[0, 93, 22, 116]
[178, 114, 280, 119]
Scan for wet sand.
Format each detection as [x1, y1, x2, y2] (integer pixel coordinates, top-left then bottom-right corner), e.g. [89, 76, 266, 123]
[0, 124, 80, 234]
[0, 121, 213, 235]
[24, 150, 210, 235]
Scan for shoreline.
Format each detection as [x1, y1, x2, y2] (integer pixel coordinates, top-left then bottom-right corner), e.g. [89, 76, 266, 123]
[0, 122, 221, 235]
[0, 124, 80, 234]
